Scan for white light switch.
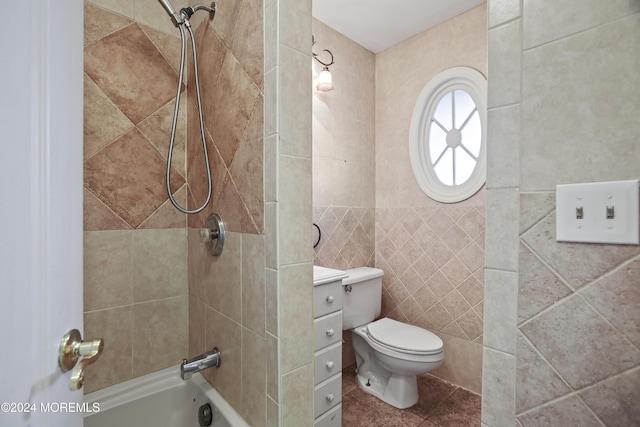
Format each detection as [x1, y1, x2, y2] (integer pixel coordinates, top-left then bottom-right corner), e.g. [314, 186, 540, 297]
[556, 180, 639, 245]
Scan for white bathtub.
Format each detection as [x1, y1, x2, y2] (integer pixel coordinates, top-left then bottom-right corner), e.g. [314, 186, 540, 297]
[84, 366, 249, 427]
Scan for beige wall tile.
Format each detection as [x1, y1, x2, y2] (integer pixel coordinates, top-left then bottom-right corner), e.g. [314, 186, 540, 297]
[132, 228, 187, 302]
[267, 396, 280, 427]
[520, 295, 640, 390]
[487, 104, 519, 189]
[188, 295, 207, 359]
[518, 244, 572, 324]
[88, 0, 134, 19]
[487, 19, 521, 109]
[231, 0, 264, 89]
[581, 256, 640, 348]
[279, 155, 312, 265]
[279, 0, 311, 54]
[482, 348, 515, 426]
[83, 306, 133, 393]
[265, 203, 278, 269]
[264, 134, 278, 203]
[521, 213, 640, 290]
[264, 1, 278, 72]
[519, 192, 555, 235]
[431, 333, 483, 394]
[279, 263, 313, 373]
[84, 230, 133, 311]
[206, 231, 242, 321]
[522, 0, 640, 49]
[516, 333, 570, 414]
[485, 189, 519, 271]
[521, 14, 640, 191]
[241, 327, 267, 427]
[266, 268, 279, 336]
[131, 297, 188, 376]
[484, 269, 518, 354]
[266, 332, 280, 402]
[282, 364, 314, 427]
[517, 395, 601, 427]
[203, 307, 242, 410]
[488, 0, 520, 29]
[280, 45, 312, 158]
[578, 367, 640, 427]
[242, 233, 266, 336]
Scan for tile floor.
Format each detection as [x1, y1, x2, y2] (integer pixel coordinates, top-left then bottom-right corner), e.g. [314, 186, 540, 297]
[341, 367, 481, 426]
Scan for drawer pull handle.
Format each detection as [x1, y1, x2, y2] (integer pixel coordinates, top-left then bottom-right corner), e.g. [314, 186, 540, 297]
[326, 295, 334, 304]
[326, 328, 334, 337]
[326, 393, 334, 403]
[326, 361, 334, 370]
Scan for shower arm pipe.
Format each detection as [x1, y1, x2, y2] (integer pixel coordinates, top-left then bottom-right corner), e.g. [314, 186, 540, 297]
[165, 20, 212, 214]
[161, 1, 216, 27]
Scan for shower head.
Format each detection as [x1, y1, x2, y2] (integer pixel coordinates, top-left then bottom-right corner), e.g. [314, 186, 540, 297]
[158, 0, 184, 26]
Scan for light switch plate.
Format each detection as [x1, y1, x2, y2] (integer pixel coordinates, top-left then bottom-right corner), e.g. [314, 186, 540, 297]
[556, 180, 639, 245]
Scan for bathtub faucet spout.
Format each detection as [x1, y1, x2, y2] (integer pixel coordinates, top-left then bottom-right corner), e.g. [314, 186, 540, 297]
[181, 347, 221, 380]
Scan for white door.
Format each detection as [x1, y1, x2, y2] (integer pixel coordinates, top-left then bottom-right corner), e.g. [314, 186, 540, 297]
[0, 1, 84, 426]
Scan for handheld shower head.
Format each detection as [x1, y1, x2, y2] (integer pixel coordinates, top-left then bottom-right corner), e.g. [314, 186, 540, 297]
[158, 0, 183, 26]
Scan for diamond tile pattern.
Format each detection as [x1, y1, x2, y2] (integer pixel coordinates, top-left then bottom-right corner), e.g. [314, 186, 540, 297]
[376, 207, 485, 342]
[83, 3, 263, 232]
[313, 206, 375, 270]
[516, 194, 640, 421]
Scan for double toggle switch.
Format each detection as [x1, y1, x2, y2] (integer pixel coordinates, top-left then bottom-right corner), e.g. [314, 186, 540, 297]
[556, 179, 639, 245]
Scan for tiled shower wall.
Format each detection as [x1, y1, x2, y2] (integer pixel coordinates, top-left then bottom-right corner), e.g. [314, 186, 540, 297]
[83, 0, 315, 425]
[184, 1, 268, 425]
[83, 0, 192, 393]
[483, 1, 640, 425]
[375, 5, 487, 394]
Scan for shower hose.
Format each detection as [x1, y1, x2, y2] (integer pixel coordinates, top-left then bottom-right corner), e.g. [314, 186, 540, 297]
[166, 20, 212, 214]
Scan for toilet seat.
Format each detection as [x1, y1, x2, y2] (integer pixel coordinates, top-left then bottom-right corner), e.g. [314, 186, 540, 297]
[366, 318, 444, 356]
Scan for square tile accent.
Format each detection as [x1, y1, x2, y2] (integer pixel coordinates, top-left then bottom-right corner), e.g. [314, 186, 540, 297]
[85, 23, 179, 125]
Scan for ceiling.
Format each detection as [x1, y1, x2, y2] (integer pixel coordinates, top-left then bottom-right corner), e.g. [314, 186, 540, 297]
[312, 0, 486, 53]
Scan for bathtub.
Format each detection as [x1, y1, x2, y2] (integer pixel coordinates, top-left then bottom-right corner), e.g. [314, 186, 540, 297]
[84, 366, 249, 427]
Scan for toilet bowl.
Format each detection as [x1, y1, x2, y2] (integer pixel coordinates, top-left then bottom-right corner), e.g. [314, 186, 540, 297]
[343, 267, 444, 409]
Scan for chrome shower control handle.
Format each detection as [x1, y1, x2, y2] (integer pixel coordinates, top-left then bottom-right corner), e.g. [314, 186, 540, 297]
[326, 328, 334, 337]
[326, 295, 334, 304]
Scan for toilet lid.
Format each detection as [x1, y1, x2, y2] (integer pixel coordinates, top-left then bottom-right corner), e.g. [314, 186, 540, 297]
[366, 318, 443, 355]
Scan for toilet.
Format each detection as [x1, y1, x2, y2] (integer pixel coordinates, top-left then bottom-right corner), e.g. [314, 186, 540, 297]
[343, 267, 444, 409]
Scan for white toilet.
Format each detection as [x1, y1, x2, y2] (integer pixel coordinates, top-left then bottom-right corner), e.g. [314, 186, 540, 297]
[343, 267, 445, 409]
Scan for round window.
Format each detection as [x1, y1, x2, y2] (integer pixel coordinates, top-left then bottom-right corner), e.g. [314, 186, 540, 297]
[409, 67, 487, 203]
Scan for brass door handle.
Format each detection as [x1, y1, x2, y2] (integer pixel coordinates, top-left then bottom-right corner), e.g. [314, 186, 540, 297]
[58, 329, 104, 391]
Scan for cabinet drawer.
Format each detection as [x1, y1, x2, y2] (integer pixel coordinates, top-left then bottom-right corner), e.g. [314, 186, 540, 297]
[314, 311, 342, 351]
[314, 342, 342, 385]
[314, 374, 342, 418]
[314, 281, 343, 318]
[314, 403, 341, 427]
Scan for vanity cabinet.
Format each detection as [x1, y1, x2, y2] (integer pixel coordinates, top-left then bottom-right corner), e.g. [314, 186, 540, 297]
[312, 266, 347, 427]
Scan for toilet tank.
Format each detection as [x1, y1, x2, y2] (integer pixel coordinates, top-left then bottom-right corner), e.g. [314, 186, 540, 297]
[342, 267, 384, 330]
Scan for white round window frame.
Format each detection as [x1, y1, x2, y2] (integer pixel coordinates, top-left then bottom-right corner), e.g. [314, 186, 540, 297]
[409, 67, 487, 203]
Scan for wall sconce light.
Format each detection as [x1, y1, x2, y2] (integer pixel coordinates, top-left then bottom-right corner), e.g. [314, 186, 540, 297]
[313, 36, 334, 92]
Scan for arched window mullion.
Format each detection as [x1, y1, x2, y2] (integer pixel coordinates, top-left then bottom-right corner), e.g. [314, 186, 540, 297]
[409, 67, 487, 203]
